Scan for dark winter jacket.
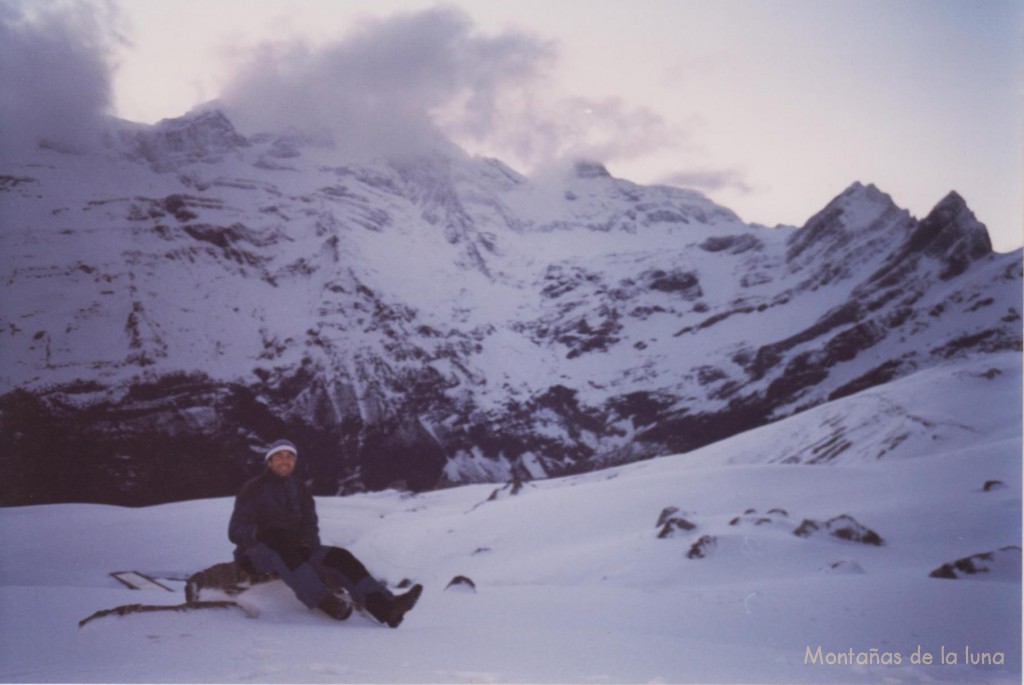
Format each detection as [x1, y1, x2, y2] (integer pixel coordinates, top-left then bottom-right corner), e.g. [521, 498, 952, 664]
[228, 471, 321, 561]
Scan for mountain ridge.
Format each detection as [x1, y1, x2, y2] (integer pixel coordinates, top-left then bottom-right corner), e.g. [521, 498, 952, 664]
[1, 109, 1019, 505]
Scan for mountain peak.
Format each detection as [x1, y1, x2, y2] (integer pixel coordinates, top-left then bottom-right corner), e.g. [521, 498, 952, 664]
[817, 182, 900, 223]
[573, 160, 612, 179]
[121, 108, 249, 170]
[843, 180, 872, 194]
[918, 190, 990, 249]
[929, 190, 968, 215]
[905, 191, 992, 277]
[865, 190, 995, 285]
[839, 181, 892, 205]
[787, 181, 906, 264]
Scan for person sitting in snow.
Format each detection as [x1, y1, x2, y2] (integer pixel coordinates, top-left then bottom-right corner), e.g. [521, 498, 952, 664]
[228, 439, 422, 626]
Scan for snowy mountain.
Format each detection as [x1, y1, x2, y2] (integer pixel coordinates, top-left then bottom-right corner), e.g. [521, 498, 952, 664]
[1, 109, 1020, 505]
[0, 351, 1019, 682]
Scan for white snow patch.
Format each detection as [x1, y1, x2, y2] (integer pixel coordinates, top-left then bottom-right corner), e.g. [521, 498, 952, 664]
[0, 355, 1019, 683]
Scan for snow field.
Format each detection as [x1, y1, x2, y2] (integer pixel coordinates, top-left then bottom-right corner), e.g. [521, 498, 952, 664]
[0, 354, 1020, 683]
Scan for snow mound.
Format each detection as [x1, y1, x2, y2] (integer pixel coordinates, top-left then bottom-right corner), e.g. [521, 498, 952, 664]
[820, 560, 867, 575]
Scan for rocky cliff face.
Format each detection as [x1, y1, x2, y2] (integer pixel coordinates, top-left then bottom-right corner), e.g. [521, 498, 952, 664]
[1, 110, 1020, 505]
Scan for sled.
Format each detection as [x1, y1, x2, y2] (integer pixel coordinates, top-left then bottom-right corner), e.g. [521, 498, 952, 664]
[185, 561, 373, 623]
[83, 562, 344, 627]
[109, 570, 176, 592]
[83, 561, 418, 628]
[78, 600, 252, 628]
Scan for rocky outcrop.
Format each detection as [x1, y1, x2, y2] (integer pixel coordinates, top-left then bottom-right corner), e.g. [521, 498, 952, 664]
[929, 546, 1021, 581]
[793, 515, 884, 546]
[120, 109, 250, 170]
[867, 191, 993, 286]
[729, 508, 789, 527]
[656, 506, 698, 538]
[445, 575, 477, 592]
[786, 182, 913, 289]
[687, 535, 717, 559]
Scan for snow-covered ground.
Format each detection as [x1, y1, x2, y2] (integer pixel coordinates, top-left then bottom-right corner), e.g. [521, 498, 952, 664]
[1, 353, 1020, 683]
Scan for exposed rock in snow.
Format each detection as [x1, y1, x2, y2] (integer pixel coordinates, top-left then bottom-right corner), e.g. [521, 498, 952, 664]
[687, 535, 718, 559]
[656, 508, 698, 538]
[928, 546, 1022, 581]
[573, 160, 612, 179]
[117, 109, 250, 171]
[728, 508, 790, 528]
[906, 191, 993, 279]
[793, 515, 885, 546]
[486, 475, 531, 501]
[820, 559, 867, 575]
[445, 575, 477, 592]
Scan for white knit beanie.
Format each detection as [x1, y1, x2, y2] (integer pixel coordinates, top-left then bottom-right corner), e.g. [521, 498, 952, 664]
[264, 439, 298, 461]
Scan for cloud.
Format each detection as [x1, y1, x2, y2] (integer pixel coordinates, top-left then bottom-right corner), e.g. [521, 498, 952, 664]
[461, 92, 686, 175]
[219, 6, 686, 173]
[0, 0, 122, 155]
[658, 167, 754, 195]
[219, 6, 555, 159]
[0, 2, 697, 181]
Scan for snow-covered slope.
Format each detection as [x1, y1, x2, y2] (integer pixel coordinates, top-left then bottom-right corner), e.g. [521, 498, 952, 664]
[0, 352, 1019, 683]
[0, 109, 1020, 504]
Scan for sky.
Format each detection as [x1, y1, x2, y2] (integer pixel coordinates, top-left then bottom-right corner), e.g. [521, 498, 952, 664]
[3, 0, 1022, 251]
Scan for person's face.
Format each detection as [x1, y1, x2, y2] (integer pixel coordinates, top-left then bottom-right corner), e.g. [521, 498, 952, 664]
[267, 450, 297, 478]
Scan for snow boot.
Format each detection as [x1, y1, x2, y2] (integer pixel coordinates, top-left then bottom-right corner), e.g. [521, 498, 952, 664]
[389, 584, 423, 627]
[317, 593, 352, 621]
[364, 584, 423, 628]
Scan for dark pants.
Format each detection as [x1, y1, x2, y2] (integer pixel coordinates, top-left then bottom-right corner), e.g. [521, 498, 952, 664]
[242, 543, 385, 609]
